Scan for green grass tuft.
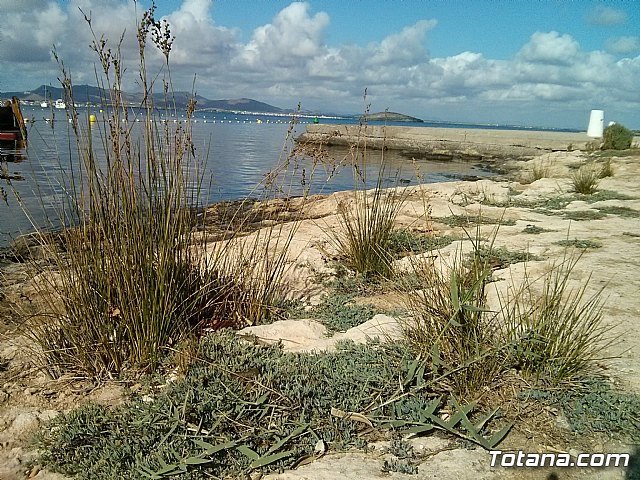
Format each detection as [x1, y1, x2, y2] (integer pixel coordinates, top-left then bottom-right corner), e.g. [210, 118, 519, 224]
[571, 166, 599, 195]
[599, 158, 614, 178]
[554, 239, 602, 249]
[438, 214, 516, 227]
[563, 210, 606, 221]
[501, 253, 614, 386]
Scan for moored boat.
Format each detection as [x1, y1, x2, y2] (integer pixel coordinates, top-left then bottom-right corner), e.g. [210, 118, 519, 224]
[0, 97, 27, 141]
[54, 99, 66, 109]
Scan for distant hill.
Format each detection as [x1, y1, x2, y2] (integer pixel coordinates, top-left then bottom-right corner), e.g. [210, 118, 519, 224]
[360, 111, 423, 123]
[0, 85, 289, 114]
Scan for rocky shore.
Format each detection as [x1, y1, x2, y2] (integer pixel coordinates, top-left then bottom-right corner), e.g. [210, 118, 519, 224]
[0, 143, 639, 479]
[297, 124, 602, 159]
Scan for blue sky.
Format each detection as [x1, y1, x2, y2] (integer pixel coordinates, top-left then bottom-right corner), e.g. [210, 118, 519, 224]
[1, 0, 639, 128]
[156, 1, 639, 57]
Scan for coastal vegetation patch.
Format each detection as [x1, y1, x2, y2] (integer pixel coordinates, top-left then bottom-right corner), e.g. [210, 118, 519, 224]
[472, 245, 540, 270]
[571, 165, 600, 194]
[35, 332, 511, 479]
[554, 239, 602, 249]
[591, 148, 640, 158]
[595, 205, 640, 218]
[520, 379, 640, 443]
[522, 224, 553, 234]
[438, 214, 516, 227]
[602, 123, 634, 151]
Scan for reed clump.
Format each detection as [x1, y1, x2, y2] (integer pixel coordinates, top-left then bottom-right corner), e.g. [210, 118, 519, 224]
[331, 108, 411, 279]
[21, 5, 295, 377]
[398, 224, 613, 397]
[571, 165, 600, 194]
[500, 253, 615, 386]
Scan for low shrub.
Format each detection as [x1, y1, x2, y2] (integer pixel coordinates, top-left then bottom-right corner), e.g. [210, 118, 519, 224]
[602, 123, 633, 150]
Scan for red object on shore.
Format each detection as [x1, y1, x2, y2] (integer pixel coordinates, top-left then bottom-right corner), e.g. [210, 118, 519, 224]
[0, 97, 27, 142]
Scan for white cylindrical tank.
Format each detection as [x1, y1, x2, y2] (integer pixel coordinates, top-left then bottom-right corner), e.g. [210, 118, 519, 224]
[587, 110, 604, 137]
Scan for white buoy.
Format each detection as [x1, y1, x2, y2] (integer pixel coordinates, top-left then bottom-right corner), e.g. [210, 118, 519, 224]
[587, 110, 604, 137]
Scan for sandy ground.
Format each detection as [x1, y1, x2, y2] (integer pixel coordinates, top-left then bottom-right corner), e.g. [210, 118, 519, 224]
[0, 148, 639, 479]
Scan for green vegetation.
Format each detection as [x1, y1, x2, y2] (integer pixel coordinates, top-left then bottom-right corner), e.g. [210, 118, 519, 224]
[521, 379, 640, 442]
[529, 160, 551, 183]
[602, 123, 633, 150]
[388, 229, 457, 257]
[563, 210, 606, 221]
[308, 293, 377, 333]
[331, 130, 410, 279]
[473, 245, 540, 269]
[438, 214, 516, 227]
[399, 229, 503, 398]
[35, 332, 511, 479]
[18, 6, 297, 377]
[522, 225, 553, 234]
[571, 165, 599, 194]
[599, 158, 614, 178]
[595, 205, 640, 218]
[501, 254, 613, 386]
[554, 239, 602, 249]
[591, 148, 640, 158]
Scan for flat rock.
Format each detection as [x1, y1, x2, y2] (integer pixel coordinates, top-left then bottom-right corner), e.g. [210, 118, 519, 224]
[238, 314, 400, 353]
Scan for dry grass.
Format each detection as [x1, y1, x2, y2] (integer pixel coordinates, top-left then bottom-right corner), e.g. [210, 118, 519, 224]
[499, 253, 615, 386]
[571, 165, 600, 194]
[18, 6, 299, 377]
[331, 104, 412, 279]
[398, 227, 503, 398]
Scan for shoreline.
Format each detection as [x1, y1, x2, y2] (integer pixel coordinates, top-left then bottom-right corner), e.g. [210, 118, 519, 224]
[297, 124, 610, 160]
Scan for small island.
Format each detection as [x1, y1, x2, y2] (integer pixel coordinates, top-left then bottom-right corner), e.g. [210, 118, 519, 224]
[359, 111, 424, 122]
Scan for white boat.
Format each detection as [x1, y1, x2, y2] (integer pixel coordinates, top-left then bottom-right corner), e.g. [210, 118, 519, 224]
[41, 85, 49, 107]
[54, 99, 66, 109]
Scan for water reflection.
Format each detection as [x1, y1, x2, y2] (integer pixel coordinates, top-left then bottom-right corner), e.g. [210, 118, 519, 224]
[0, 140, 27, 165]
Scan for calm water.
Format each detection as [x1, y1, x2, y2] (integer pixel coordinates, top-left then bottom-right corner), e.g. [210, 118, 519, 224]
[0, 107, 496, 247]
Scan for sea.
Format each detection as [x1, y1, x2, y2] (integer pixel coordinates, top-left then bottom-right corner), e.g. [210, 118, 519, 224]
[0, 107, 578, 248]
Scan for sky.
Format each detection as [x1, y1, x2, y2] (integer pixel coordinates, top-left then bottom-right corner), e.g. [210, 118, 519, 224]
[1, 0, 639, 129]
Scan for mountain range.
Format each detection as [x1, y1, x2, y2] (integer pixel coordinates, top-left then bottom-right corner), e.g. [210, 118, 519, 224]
[1, 84, 292, 114]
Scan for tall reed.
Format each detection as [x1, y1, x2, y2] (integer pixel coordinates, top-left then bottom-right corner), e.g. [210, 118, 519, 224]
[20, 6, 298, 377]
[500, 252, 614, 385]
[332, 101, 410, 279]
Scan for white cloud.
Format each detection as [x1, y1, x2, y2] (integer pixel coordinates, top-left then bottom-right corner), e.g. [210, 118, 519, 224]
[238, 2, 329, 69]
[366, 19, 436, 66]
[605, 36, 640, 54]
[518, 31, 580, 65]
[164, 0, 240, 68]
[0, 1, 638, 127]
[587, 6, 627, 26]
